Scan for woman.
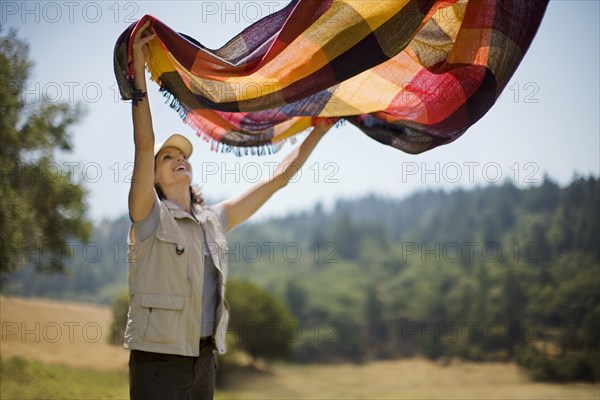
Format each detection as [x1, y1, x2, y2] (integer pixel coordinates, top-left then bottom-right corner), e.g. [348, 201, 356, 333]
[124, 22, 332, 400]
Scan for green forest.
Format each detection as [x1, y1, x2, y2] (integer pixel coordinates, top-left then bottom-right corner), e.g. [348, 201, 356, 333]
[3, 177, 599, 381]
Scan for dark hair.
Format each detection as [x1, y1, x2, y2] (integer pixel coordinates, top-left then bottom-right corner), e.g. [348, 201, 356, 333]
[155, 183, 205, 207]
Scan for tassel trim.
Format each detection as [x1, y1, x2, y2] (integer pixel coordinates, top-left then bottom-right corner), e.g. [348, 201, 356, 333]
[157, 82, 292, 157]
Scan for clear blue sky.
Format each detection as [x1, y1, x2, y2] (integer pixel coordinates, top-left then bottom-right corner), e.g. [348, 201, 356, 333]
[3, 1, 599, 223]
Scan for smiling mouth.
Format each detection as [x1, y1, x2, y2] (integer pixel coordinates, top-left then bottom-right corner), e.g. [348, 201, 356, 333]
[175, 165, 187, 172]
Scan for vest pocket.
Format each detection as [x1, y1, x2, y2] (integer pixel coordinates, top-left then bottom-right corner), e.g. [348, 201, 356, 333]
[150, 228, 191, 296]
[141, 294, 185, 344]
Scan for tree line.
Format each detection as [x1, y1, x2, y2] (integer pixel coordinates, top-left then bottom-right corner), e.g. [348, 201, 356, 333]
[226, 177, 599, 381]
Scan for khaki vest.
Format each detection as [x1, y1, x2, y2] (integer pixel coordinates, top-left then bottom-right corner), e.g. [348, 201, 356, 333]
[124, 200, 229, 356]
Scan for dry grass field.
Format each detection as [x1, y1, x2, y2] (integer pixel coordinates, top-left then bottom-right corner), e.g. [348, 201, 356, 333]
[0, 295, 129, 371]
[1, 296, 598, 400]
[220, 359, 599, 400]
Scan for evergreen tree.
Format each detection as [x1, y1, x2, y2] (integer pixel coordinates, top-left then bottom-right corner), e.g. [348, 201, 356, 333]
[0, 29, 90, 277]
[365, 285, 388, 357]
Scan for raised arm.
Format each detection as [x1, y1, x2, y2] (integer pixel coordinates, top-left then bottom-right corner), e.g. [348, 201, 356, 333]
[128, 21, 157, 223]
[222, 122, 333, 231]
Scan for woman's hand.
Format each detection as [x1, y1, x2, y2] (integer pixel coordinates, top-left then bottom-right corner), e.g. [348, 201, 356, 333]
[308, 119, 335, 140]
[132, 20, 155, 75]
[270, 121, 334, 184]
[222, 122, 334, 231]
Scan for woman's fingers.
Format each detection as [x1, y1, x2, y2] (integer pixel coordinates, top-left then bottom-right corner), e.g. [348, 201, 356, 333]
[132, 20, 155, 58]
[132, 21, 155, 68]
[311, 117, 337, 132]
[306, 121, 334, 141]
[137, 34, 156, 47]
[134, 20, 151, 41]
[313, 120, 335, 134]
[133, 21, 154, 53]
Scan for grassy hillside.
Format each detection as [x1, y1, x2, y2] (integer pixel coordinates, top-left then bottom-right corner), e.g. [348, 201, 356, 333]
[0, 296, 129, 370]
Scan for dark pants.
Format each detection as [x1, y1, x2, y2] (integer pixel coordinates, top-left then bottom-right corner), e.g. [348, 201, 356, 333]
[129, 338, 216, 400]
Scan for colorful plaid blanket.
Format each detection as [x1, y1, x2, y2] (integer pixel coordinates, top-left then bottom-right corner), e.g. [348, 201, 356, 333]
[114, 0, 548, 155]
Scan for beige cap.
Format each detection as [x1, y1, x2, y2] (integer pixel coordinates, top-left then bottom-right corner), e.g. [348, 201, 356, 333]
[154, 134, 193, 158]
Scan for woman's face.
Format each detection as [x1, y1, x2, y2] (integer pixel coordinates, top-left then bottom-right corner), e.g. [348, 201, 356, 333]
[154, 147, 192, 188]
